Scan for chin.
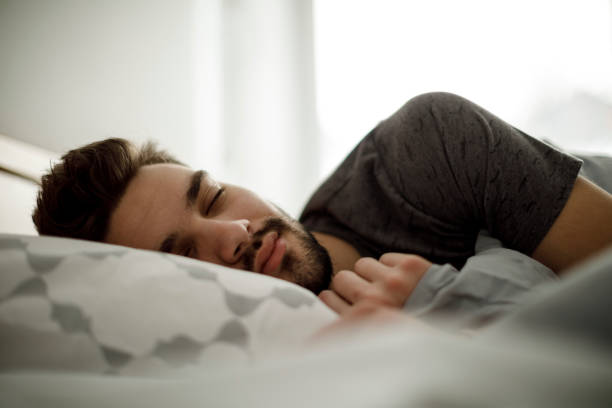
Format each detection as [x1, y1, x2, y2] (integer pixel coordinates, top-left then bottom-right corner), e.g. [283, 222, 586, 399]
[252, 216, 333, 294]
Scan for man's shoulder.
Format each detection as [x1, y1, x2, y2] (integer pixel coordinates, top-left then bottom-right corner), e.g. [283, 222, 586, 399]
[300, 95, 439, 215]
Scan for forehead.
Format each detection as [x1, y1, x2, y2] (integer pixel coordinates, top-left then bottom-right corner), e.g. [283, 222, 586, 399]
[105, 163, 199, 250]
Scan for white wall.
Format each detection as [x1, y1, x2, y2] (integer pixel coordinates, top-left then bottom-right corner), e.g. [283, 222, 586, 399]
[0, 0, 319, 216]
[218, 0, 319, 216]
[0, 0, 197, 166]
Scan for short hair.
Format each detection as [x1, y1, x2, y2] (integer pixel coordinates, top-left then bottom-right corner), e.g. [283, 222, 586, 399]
[32, 138, 182, 241]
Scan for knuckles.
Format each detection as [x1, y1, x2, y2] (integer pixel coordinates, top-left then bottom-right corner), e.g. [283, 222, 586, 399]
[332, 269, 354, 285]
[395, 255, 431, 275]
[382, 272, 408, 292]
[330, 270, 370, 301]
[353, 256, 375, 272]
[331, 254, 432, 309]
[351, 285, 378, 304]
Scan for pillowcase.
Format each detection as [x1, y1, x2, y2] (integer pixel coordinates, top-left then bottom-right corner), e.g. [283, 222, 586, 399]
[0, 234, 336, 376]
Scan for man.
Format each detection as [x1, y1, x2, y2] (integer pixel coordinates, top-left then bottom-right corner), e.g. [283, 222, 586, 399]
[32, 92, 612, 320]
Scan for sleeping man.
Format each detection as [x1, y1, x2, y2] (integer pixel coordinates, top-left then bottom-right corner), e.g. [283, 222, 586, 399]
[32, 92, 612, 328]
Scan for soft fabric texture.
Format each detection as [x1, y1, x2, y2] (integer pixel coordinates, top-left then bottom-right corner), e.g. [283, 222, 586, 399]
[300, 92, 582, 268]
[0, 234, 335, 376]
[398, 138, 612, 328]
[1, 248, 612, 407]
[404, 232, 557, 329]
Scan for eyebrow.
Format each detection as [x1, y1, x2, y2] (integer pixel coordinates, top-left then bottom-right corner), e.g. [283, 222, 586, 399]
[186, 170, 205, 208]
[158, 170, 206, 253]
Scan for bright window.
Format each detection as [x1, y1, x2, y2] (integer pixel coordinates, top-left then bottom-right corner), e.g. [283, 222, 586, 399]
[314, 0, 612, 177]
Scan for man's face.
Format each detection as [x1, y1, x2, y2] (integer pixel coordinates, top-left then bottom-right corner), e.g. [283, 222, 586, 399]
[105, 164, 332, 293]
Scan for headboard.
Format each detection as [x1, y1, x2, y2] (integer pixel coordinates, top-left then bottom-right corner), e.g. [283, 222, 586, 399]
[0, 134, 58, 234]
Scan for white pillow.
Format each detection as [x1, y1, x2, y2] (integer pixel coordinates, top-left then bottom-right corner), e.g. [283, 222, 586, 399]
[0, 234, 336, 376]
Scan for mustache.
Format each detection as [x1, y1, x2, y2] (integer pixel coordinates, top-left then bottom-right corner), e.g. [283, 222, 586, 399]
[242, 217, 291, 272]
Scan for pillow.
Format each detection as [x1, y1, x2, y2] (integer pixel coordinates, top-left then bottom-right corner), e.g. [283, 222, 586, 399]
[0, 234, 336, 376]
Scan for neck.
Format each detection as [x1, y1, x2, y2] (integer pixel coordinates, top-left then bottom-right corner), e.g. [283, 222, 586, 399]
[312, 231, 361, 276]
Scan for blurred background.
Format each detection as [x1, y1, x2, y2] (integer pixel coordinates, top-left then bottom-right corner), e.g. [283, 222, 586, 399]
[1, 0, 611, 217]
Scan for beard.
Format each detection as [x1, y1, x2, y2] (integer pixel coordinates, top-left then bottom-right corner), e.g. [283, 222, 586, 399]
[241, 217, 333, 294]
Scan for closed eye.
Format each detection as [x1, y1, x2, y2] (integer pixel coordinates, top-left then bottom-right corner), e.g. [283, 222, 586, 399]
[205, 187, 225, 215]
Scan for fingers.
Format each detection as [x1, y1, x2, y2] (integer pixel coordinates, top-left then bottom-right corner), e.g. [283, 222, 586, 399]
[318, 289, 350, 314]
[379, 252, 419, 267]
[379, 253, 432, 278]
[329, 269, 372, 304]
[352, 257, 390, 281]
[322, 254, 435, 315]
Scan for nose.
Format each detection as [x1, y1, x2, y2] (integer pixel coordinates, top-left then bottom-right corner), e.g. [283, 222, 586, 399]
[195, 218, 251, 265]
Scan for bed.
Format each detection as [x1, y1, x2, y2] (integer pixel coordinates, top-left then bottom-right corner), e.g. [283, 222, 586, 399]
[1, 134, 611, 407]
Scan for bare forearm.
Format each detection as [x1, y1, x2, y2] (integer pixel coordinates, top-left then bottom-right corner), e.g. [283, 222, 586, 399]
[532, 176, 612, 274]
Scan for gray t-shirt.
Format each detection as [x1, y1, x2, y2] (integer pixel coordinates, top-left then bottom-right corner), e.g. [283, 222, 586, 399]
[300, 92, 582, 269]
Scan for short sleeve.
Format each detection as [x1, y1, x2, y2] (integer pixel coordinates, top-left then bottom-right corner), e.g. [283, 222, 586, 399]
[301, 92, 582, 266]
[373, 92, 582, 255]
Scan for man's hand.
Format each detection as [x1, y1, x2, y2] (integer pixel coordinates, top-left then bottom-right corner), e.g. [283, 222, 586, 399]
[319, 253, 432, 314]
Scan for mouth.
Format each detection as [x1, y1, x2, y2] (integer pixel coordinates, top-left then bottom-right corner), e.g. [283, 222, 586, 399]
[254, 231, 287, 275]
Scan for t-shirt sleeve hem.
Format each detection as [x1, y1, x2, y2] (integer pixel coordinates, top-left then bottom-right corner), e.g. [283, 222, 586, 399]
[521, 154, 583, 255]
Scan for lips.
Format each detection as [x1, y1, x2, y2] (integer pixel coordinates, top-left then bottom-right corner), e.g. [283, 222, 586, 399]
[254, 231, 286, 275]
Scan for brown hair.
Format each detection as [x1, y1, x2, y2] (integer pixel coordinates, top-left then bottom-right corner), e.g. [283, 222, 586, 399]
[32, 138, 182, 241]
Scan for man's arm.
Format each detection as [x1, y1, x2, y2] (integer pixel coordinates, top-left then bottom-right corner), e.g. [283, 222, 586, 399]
[321, 177, 612, 313]
[371, 92, 585, 266]
[532, 176, 612, 273]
